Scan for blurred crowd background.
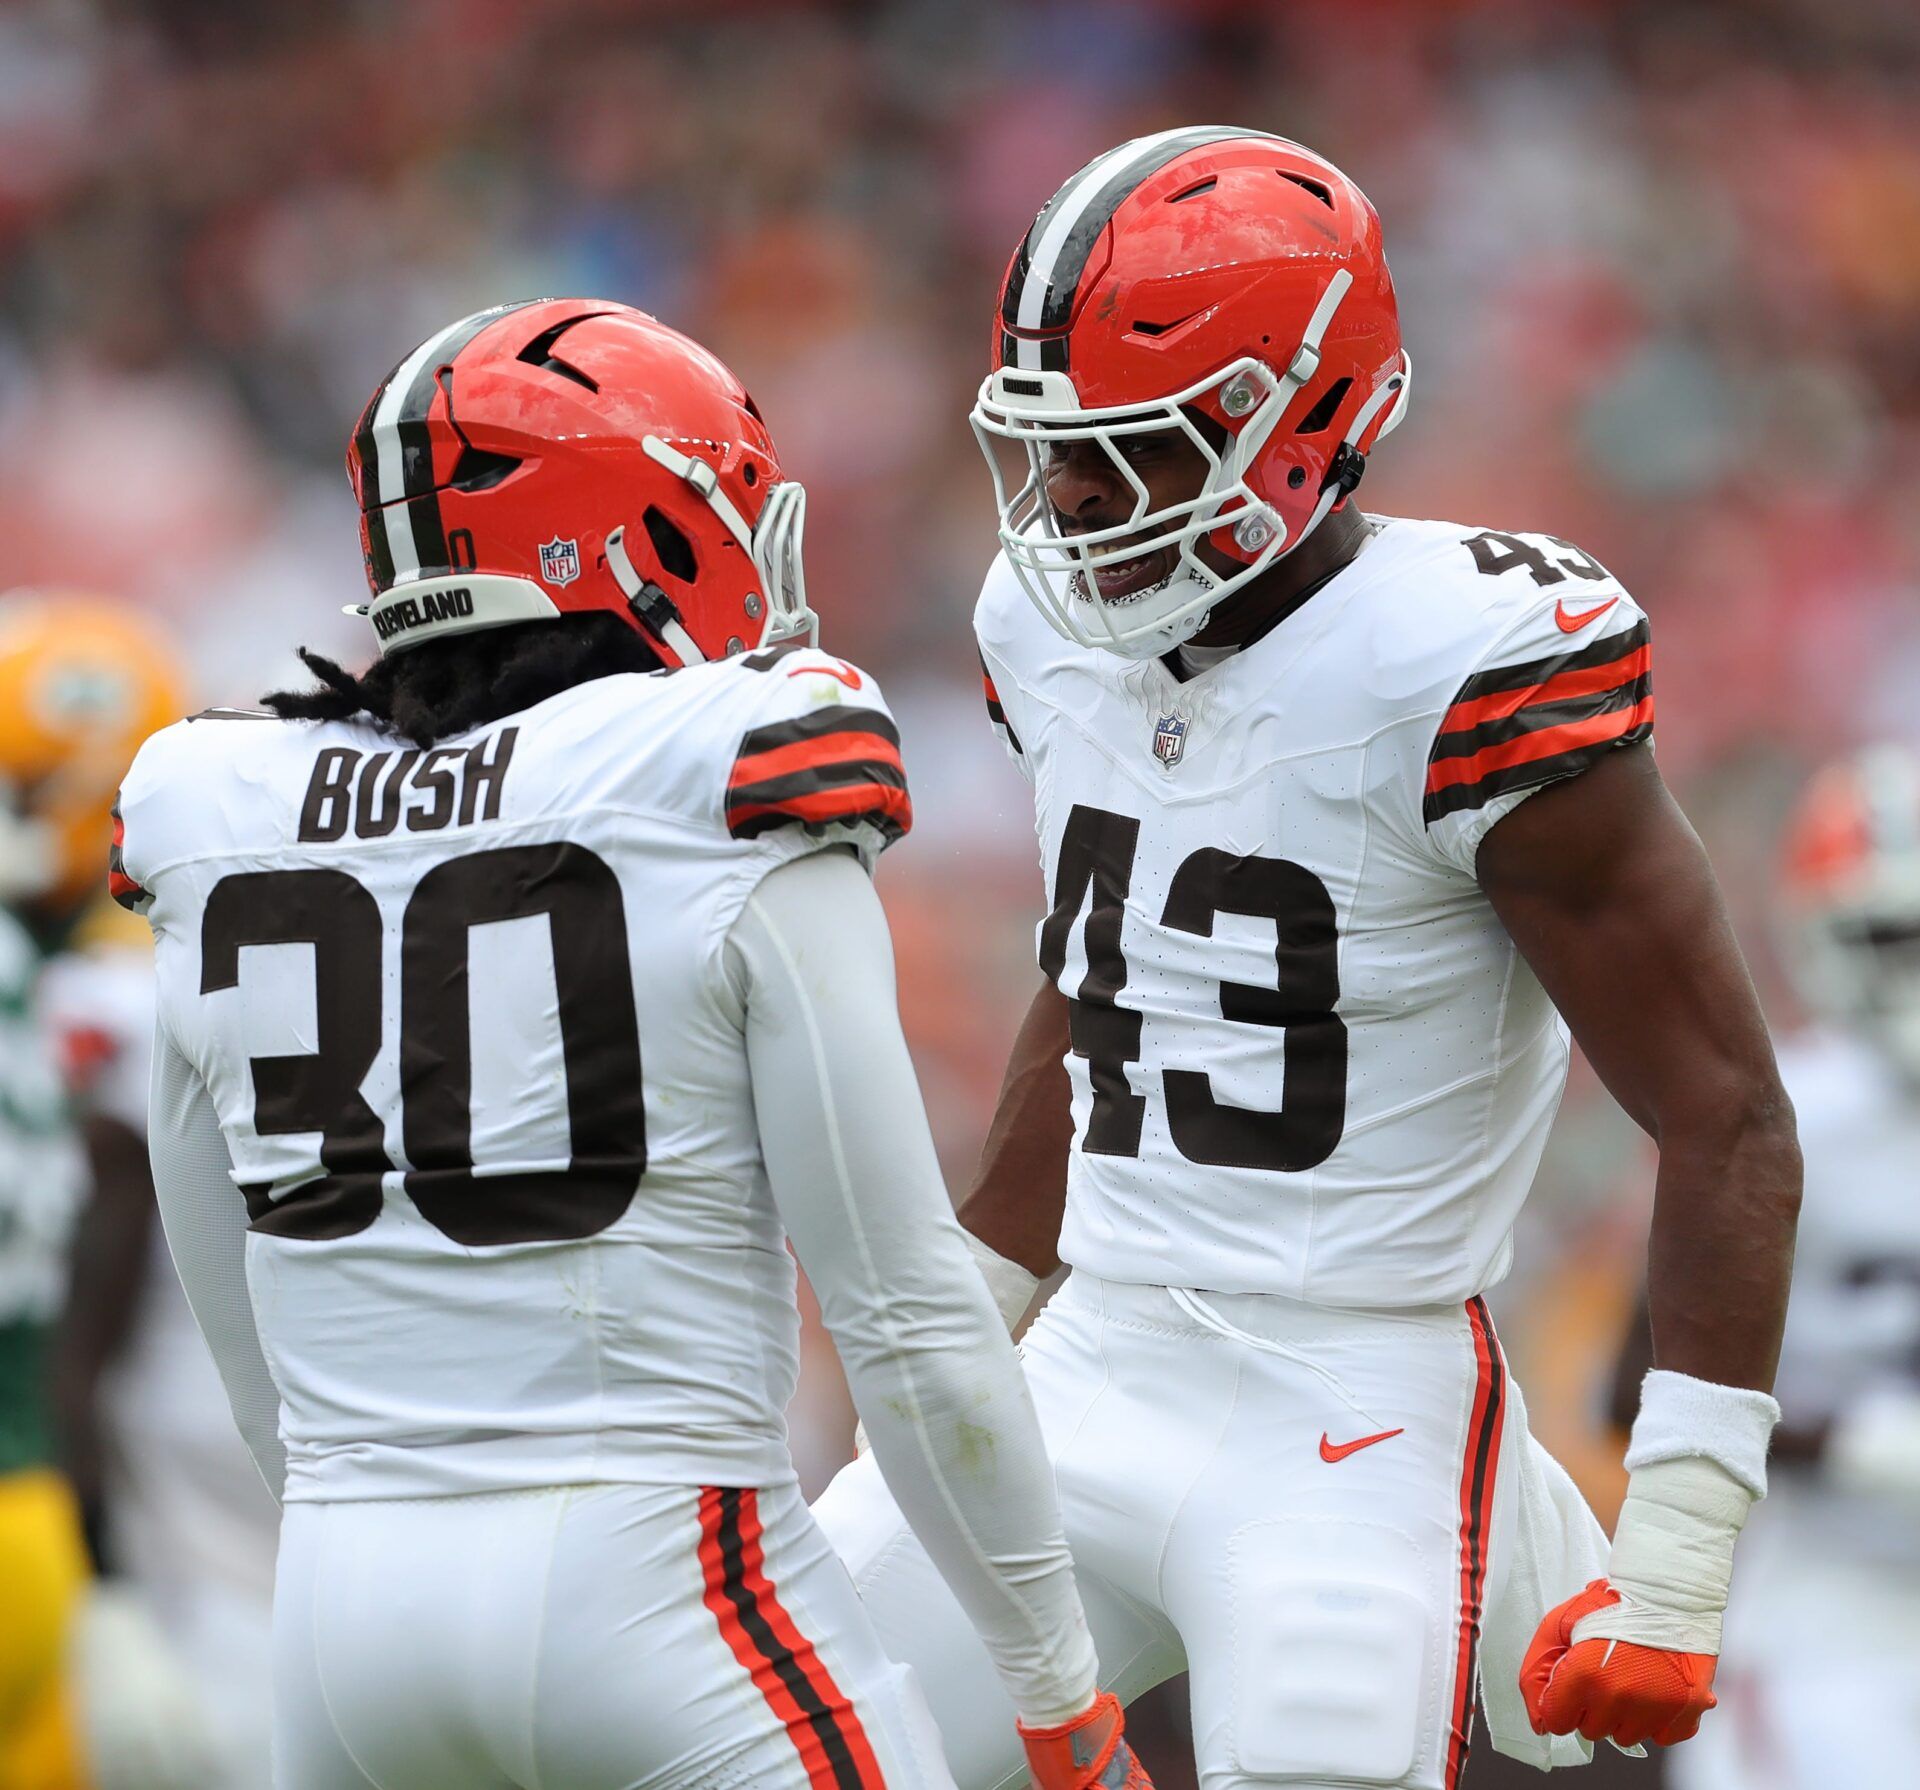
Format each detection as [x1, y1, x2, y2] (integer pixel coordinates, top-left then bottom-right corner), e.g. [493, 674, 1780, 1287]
[4, 0, 1918, 1784]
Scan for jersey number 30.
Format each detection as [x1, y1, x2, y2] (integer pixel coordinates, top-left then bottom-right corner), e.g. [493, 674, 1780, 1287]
[201, 844, 646, 1245]
[1040, 804, 1346, 1173]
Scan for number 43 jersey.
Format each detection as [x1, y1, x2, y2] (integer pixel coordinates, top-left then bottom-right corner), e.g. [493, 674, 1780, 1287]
[113, 650, 911, 1501]
[977, 516, 1653, 1308]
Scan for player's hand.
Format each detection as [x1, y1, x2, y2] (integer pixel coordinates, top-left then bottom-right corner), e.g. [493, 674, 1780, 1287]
[71, 1582, 226, 1790]
[1018, 1690, 1154, 1790]
[1520, 1578, 1717, 1749]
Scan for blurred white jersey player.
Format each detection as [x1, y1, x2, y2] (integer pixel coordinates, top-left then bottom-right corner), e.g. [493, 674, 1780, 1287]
[818, 129, 1800, 1790]
[113, 302, 1153, 1790]
[41, 910, 279, 1790]
[1670, 746, 1920, 1790]
[0, 593, 254, 1790]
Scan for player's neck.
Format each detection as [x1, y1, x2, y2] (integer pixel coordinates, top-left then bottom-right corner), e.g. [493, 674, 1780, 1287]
[1183, 506, 1375, 653]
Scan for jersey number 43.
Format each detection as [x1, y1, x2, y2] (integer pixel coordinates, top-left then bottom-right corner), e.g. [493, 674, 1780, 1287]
[1041, 804, 1347, 1173]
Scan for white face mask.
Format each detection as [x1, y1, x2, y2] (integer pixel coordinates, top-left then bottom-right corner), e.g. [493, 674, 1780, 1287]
[969, 336, 1410, 661]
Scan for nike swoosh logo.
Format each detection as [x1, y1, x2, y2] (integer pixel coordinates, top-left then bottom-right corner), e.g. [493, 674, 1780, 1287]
[1554, 595, 1620, 633]
[788, 660, 863, 690]
[1319, 1427, 1405, 1463]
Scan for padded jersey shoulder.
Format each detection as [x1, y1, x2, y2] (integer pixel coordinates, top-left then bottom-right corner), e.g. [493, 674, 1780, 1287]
[116, 648, 915, 909]
[973, 549, 1077, 698]
[1320, 516, 1643, 720]
[515, 647, 909, 844]
[1346, 517, 1652, 866]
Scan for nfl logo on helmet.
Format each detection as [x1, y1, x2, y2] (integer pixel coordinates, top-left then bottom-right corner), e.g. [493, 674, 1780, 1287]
[1153, 712, 1188, 767]
[538, 536, 581, 588]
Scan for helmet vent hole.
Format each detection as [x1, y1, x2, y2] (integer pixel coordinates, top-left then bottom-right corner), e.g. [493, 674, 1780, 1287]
[644, 507, 698, 583]
[516, 314, 608, 392]
[1278, 171, 1334, 208]
[1294, 377, 1352, 436]
[742, 463, 758, 486]
[1167, 176, 1217, 204]
[448, 447, 522, 493]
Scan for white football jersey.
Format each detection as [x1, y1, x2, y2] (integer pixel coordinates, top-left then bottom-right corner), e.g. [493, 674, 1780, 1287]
[977, 515, 1653, 1306]
[40, 935, 282, 1601]
[115, 648, 910, 1501]
[1769, 1028, 1920, 1433]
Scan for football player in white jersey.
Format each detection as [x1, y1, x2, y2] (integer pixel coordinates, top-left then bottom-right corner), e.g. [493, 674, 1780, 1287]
[813, 129, 1803, 1789]
[1651, 746, 1920, 1789]
[110, 301, 1154, 1790]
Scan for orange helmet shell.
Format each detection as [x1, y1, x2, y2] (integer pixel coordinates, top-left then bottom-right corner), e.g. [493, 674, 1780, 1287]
[994, 130, 1405, 551]
[346, 299, 810, 667]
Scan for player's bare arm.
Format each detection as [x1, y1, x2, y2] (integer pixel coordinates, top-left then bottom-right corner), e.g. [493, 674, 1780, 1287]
[957, 981, 1072, 1287]
[1479, 744, 1803, 1746]
[1477, 742, 1801, 1394]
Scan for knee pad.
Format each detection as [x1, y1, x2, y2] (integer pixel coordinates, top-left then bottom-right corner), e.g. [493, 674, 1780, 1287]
[1226, 1518, 1435, 1785]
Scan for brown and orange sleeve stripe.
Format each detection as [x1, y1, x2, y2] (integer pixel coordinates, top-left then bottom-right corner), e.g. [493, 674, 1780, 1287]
[726, 706, 912, 845]
[979, 652, 1023, 757]
[1424, 620, 1652, 824]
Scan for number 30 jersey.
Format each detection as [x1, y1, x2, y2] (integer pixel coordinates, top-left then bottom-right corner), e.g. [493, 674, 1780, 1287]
[977, 516, 1653, 1308]
[114, 650, 911, 1501]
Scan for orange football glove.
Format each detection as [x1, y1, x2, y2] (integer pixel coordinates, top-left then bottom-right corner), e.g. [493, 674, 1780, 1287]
[1018, 1691, 1154, 1790]
[1520, 1578, 1717, 1750]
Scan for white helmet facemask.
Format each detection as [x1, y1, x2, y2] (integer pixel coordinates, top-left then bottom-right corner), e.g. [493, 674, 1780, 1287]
[636, 437, 817, 655]
[970, 268, 1410, 660]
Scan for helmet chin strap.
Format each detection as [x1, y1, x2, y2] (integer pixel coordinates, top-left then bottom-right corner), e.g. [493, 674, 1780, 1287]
[1100, 350, 1412, 664]
[605, 525, 707, 667]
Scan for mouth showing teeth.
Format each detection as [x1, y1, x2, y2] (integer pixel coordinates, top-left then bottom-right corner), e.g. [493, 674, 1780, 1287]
[1080, 544, 1173, 604]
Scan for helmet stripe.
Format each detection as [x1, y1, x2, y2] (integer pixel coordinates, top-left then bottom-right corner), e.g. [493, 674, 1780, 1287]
[1003, 126, 1260, 353]
[361, 300, 546, 582]
[364, 501, 397, 590]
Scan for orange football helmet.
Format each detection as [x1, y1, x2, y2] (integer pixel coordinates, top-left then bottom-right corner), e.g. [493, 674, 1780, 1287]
[345, 299, 811, 667]
[973, 128, 1410, 658]
[0, 594, 188, 913]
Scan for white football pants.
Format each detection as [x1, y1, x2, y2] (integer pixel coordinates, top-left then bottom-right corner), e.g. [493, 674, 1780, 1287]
[815, 1272, 1519, 1790]
[273, 1480, 954, 1790]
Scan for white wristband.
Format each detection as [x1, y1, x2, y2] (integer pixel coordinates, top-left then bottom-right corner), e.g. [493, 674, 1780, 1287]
[965, 1231, 1042, 1333]
[1576, 1372, 1780, 1655]
[1623, 1369, 1780, 1500]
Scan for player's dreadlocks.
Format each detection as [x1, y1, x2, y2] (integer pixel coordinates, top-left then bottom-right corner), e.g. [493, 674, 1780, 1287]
[262, 613, 664, 747]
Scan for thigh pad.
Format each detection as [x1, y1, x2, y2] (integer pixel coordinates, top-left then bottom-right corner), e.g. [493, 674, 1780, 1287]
[1226, 1518, 1439, 1787]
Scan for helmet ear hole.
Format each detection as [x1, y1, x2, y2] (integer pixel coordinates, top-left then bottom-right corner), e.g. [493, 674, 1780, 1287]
[1294, 377, 1352, 437]
[644, 506, 699, 583]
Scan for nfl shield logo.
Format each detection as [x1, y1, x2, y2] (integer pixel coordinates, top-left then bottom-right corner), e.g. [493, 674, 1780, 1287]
[1152, 712, 1189, 767]
[538, 536, 581, 588]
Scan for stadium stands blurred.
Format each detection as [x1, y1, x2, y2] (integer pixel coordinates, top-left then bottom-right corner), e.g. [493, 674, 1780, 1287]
[4, 1, 1917, 1782]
